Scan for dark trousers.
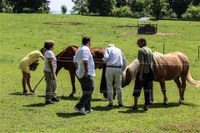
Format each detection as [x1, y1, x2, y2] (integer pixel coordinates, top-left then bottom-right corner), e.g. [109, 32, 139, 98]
[75, 75, 94, 109]
[133, 73, 152, 105]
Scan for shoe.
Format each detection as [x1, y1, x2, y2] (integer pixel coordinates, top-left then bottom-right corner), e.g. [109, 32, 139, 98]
[118, 104, 123, 108]
[74, 106, 86, 115]
[45, 100, 54, 105]
[51, 97, 60, 102]
[143, 105, 148, 111]
[23, 90, 28, 94]
[107, 104, 113, 108]
[132, 106, 138, 110]
[85, 108, 94, 113]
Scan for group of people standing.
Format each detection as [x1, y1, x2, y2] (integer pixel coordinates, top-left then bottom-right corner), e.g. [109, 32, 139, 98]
[18, 37, 153, 114]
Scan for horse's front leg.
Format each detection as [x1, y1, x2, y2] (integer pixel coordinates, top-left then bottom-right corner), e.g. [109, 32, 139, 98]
[159, 80, 168, 105]
[69, 70, 76, 97]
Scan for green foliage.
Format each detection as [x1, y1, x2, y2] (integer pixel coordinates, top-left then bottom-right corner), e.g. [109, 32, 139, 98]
[72, 0, 89, 15]
[112, 6, 133, 17]
[183, 5, 200, 20]
[116, 0, 127, 7]
[149, 0, 170, 19]
[3, 0, 50, 13]
[61, 5, 67, 14]
[87, 0, 116, 16]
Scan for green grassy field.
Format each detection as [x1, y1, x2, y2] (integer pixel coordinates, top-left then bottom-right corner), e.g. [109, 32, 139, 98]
[0, 14, 200, 133]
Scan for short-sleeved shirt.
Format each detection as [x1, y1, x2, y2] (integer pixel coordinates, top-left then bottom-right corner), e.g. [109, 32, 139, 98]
[137, 46, 153, 74]
[19, 50, 43, 73]
[44, 50, 57, 73]
[73, 45, 95, 79]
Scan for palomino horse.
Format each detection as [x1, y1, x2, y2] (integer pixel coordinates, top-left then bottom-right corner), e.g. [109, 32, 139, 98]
[56, 45, 107, 97]
[122, 51, 200, 104]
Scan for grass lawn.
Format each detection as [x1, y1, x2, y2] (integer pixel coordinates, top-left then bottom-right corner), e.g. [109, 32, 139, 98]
[0, 13, 200, 133]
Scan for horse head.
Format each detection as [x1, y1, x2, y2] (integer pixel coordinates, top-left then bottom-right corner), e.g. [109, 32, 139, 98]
[122, 59, 138, 88]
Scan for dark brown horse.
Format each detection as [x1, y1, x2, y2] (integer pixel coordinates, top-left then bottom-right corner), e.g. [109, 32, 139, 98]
[122, 52, 200, 104]
[56, 45, 107, 97]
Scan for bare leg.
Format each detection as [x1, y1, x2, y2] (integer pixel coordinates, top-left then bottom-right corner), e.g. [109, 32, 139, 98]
[26, 73, 33, 92]
[22, 71, 28, 93]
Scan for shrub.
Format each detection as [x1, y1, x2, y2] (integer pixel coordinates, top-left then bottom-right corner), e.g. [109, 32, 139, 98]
[112, 6, 133, 17]
[183, 5, 200, 20]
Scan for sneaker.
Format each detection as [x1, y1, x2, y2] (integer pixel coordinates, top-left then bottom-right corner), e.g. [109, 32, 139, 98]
[51, 97, 60, 102]
[74, 106, 86, 115]
[132, 106, 138, 110]
[107, 104, 113, 108]
[118, 104, 123, 108]
[85, 108, 94, 113]
[45, 100, 54, 105]
[143, 105, 148, 111]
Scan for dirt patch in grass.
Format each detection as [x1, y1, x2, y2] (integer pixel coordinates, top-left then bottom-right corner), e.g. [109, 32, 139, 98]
[43, 22, 84, 25]
[120, 32, 177, 36]
[115, 25, 137, 28]
[155, 32, 177, 36]
[120, 32, 137, 36]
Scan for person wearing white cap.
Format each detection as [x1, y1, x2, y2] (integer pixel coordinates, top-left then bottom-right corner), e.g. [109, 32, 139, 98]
[103, 44, 126, 108]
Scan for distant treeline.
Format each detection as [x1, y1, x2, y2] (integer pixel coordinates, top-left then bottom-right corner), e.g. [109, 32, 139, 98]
[0, 0, 200, 20]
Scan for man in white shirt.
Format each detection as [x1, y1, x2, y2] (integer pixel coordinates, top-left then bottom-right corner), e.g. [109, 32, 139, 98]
[103, 44, 126, 108]
[73, 37, 95, 115]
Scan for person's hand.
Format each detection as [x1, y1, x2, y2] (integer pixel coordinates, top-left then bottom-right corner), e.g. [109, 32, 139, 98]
[84, 72, 88, 78]
[52, 73, 56, 80]
[139, 74, 143, 81]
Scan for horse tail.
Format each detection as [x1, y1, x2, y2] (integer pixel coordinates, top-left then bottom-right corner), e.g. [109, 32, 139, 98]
[186, 70, 200, 87]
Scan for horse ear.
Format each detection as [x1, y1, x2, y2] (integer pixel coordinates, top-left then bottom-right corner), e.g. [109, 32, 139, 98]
[126, 68, 132, 85]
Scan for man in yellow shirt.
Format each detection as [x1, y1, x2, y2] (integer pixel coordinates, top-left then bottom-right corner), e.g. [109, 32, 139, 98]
[19, 50, 44, 94]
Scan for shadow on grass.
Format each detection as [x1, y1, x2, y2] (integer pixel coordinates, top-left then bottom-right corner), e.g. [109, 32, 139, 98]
[23, 103, 46, 107]
[150, 102, 181, 108]
[56, 112, 84, 118]
[92, 105, 118, 111]
[9, 92, 34, 96]
[180, 102, 198, 107]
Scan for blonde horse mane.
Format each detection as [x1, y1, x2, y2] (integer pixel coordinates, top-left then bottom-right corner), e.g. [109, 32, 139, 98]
[123, 59, 138, 81]
[153, 51, 165, 68]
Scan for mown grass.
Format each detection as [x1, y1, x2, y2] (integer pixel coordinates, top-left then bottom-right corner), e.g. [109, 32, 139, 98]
[0, 13, 200, 133]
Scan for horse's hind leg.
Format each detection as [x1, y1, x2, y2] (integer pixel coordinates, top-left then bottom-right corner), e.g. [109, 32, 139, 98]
[69, 70, 76, 97]
[159, 80, 168, 105]
[180, 76, 186, 103]
[174, 77, 185, 103]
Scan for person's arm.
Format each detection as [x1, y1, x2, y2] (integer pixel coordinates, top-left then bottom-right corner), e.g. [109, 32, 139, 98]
[138, 49, 144, 81]
[139, 60, 144, 81]
[47, 58, 56, 79]
[102, 48, 109, 62]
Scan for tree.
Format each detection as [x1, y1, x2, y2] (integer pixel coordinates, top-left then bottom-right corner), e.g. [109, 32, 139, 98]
[4, 0, 50, 13]
[191, 0, 200, 5]
[71, 0, 88, 15]
[87, 0, 116, 16]
[116, 0, 127, 7]
[149, 0, 169, 19]
[61, 5, 67, 14]
[169, 0, 191, 19]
